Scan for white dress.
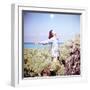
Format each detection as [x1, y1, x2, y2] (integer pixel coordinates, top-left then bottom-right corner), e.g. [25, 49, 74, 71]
[40, 37, 59, 58]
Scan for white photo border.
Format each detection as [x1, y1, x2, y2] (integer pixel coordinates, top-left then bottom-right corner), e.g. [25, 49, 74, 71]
[11, 4, 87, 87]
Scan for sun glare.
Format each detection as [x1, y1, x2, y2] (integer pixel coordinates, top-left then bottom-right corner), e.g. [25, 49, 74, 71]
[50, 14, 54, 19]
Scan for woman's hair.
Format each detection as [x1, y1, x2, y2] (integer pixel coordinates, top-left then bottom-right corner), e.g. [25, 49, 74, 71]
[48, 30, 53, 39]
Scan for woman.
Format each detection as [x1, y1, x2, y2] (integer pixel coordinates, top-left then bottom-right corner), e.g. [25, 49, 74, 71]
[40, 30, 60, 62]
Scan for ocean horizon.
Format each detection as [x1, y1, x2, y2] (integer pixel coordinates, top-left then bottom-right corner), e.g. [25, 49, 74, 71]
[24, 42, 63, 48]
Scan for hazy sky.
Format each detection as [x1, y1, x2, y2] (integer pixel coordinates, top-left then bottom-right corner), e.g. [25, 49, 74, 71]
[23, 11, 80, 43]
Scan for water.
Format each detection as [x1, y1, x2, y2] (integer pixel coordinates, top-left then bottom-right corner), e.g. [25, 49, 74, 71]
[24, 43, 49, 48]
[24, 42, 63, 48]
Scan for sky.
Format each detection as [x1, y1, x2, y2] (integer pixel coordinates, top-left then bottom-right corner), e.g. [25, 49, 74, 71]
[23, 11, 80, 43]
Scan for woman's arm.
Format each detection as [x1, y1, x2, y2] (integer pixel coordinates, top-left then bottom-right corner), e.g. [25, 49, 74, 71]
[39, 38, 53, 45]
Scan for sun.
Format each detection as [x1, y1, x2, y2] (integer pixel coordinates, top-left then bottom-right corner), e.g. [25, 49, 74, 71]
[50, 14, 54, 19]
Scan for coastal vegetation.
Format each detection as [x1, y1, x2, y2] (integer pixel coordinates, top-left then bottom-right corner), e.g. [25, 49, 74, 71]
[24, 34, 80, 77]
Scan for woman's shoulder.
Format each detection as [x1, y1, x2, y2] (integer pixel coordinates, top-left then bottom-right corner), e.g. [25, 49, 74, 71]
[49, 37, 59, 41]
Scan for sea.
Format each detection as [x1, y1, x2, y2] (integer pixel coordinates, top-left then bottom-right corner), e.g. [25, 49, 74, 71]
[24, 42, 63, 48]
